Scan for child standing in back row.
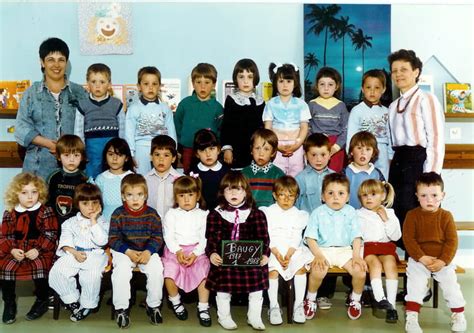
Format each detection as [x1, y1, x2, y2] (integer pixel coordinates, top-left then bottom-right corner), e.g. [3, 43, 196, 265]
[174, 63, 223, 173]
[74, 63, 124, 179]
[125, 66, 177, 175]
[308, 67, 349, 172]
[221, 58, 265, 169]
[346, 69, 392, 179]
[263, 63, 311, 176]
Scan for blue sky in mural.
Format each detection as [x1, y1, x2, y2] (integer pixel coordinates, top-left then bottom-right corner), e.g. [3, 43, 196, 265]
[304, 4, 391, 106]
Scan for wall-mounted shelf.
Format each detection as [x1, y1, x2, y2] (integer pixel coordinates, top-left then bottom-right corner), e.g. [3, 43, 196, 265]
[444, 144, 474, 169]
[0, 141, 23, 168]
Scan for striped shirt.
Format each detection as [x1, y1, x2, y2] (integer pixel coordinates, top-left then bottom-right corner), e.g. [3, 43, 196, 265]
[242, 164, 285, 207]
[388, 85, 445, 173]
[109, 204, 163, 254]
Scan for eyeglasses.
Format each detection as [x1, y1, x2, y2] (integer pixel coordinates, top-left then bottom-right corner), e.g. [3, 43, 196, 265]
[224, 186, 245, 194]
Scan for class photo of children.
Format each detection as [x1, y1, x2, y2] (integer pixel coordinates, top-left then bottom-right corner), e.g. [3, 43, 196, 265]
[0, 2, 472, 333]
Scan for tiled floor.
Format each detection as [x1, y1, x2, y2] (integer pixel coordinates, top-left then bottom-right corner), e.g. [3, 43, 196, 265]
[1, 270, 473, 332]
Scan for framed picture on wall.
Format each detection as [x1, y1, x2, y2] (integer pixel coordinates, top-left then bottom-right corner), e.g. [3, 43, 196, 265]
[444, 82, 473, 118]
[0, 80, 30, 118]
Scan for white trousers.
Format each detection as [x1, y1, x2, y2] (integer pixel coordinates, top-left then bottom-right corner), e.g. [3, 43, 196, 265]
[49, 252, 108, 308]
[405, 257, 465, 309]
[111, 250, 164, 310]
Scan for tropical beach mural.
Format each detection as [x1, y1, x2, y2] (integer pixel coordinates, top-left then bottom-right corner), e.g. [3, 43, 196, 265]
[304, 4, 391, 109]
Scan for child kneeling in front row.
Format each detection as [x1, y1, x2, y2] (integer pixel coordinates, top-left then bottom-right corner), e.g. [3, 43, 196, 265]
[49, 183, 109, 322]
[109, 174, 164, 329]
[205, 171, 270, 330]
[260, 176, 313, 325]
[303, 173, 367, 321]
[403, 172, 466, 333]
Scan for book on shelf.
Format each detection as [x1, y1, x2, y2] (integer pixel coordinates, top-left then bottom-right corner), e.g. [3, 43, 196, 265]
[443, 82, 472, 114]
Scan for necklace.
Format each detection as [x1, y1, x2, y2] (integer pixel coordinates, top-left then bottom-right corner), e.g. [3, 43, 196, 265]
[396, 87, 419, 113]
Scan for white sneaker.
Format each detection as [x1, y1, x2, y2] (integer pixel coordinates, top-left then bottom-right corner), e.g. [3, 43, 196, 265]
[247, 317, 266, 330]
[405, 312, 423, 333]
[268, 306, 282, 325]
[218, 316, 238, 330]
[293, 303, 306, 324]
[451, 312, 467, 332]
[316, 297, 332, 310]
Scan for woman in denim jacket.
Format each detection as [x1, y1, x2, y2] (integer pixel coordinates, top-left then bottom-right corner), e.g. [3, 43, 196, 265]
[15, 38, 87, 180]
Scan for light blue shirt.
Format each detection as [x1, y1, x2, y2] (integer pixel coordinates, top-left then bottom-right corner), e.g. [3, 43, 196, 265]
[295, 165, 334, 213]
[262, 96, 311, 131]
[304, 204, 361, 247]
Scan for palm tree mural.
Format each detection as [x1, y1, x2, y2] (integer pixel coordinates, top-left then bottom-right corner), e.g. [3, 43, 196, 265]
[351, 28, 373, 75]
[330, 16, 355, 99]
[304, 52, 320, 82]
[304, 4, 341, 66]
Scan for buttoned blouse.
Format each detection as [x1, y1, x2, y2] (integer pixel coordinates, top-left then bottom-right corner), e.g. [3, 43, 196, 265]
[358, 207, 401, 243]
[263, 96, 311, 131]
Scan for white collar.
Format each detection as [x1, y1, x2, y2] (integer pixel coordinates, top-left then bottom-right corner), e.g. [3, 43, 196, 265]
[197, 161, 222, 172]
[215, 206, 251, 224]
[400, 85, 419, 99]
[148, 167, 181, 180]
[348, 162, 375, 174]
[15, 202, 41, 213]
[102, 170, 133, 179]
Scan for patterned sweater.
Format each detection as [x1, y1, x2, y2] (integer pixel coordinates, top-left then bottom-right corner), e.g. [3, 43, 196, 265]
[242, 163, 285, 207]
[109, 204, 163, 254]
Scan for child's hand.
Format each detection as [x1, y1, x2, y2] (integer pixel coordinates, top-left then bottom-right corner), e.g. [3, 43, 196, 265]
[11, 249, 25, 261]
[24, 248, 40, 260]
[138, 250, 151, 264]
[223, 150, 233, 165]
[419, 255, 436, 267]
[184, 253, 197, 267]
[176, 249, 187, 265]
[125, 249, 141, 263]
[73, 250, 87, 263]
[260, 255, 269, 266]
[311, 255, 329, 271]
[426, 258, 446, 272]
[352, 256, 368, 272]
[210, 253, 222, 266]
[89, 206, 102, 224]
[330, 144, 341, 156]
[285, 248, 296, 262]
[376, 207, 389, 222]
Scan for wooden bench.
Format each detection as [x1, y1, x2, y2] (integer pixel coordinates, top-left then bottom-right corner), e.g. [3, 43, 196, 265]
[324, 261, 465, 309]
[456, 222, 474, 231]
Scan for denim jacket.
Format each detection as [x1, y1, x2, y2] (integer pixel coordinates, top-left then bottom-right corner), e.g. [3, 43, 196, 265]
[295, 165, 334, 214]
[15, 79, 87, 180]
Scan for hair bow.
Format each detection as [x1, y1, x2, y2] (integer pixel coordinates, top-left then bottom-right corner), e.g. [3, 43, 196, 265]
[189, 172, 199, 179]
[288, 62, 299, 72]
[272, 62, 283, 74]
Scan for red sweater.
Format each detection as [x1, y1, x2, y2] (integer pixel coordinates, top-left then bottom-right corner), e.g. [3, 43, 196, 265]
[403, 207, 457, 265]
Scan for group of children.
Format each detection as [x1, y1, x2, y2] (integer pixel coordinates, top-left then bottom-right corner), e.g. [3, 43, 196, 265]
[0, 58, 467, 333]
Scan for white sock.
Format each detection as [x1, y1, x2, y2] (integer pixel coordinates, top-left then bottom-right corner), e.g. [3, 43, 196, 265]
[371, 278, 385, 302]
[268, 278, 279, 309]
[294, 274, 307, 306]
[351, 291, 362, 302]
[385, 279, 398, 307]
[306, 291, 317, 302]
[198, 302, 210, 319]
[169, 293, 184, 313]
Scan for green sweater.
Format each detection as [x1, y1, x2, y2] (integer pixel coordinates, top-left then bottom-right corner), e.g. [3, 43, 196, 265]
[242, 164, 285, 207]
[174, 93, 223, 148]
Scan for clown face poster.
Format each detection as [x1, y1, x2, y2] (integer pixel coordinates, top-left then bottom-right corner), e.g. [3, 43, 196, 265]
[78, 2, 132, 55]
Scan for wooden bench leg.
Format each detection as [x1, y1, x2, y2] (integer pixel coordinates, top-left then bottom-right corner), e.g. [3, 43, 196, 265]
[286, 279, 294, 324]
[433, 279, 438, 308]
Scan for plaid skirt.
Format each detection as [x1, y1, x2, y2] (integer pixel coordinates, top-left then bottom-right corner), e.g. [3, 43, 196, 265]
[0, 240, 55, 281]
[205, 263, 269, 294]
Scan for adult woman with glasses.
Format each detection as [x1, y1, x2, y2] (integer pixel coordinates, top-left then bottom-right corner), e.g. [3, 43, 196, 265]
[387, 49, 444, 249]
[15, 37, 87, 180]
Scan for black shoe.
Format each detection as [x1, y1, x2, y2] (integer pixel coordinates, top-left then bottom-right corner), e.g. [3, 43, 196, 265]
[385, 308, 398, 323]
[396, 290, 406, 303]
[25, 299, 49, 321]
[47, 295, 55, 310]
[197, 308, 212, 327]
[372, 298, 393, 319]
[115, 309, 130, 329]
[146, 305, 162, 325]
[361, 289, 374, 308]
[70, 307, 95, 322]
[2, 301, 17, 324]
[171, 302, 188, 321]
[65, 301, 80, 315]
[422, 288, 432, 303]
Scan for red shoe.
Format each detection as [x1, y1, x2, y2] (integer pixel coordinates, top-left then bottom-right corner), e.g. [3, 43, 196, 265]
[303, 299, 317, 320]
[347, 300, 362, 320]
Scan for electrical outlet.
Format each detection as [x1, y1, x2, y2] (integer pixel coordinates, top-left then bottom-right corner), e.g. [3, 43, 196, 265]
[449, 127, 461, 140]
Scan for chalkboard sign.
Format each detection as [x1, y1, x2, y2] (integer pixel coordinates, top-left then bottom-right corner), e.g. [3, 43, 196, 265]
[221, 240, 263, 267]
